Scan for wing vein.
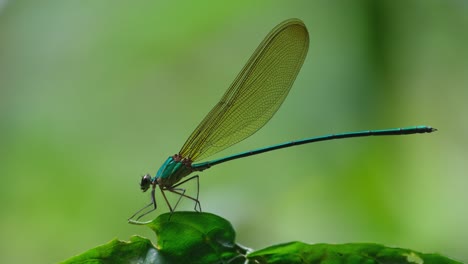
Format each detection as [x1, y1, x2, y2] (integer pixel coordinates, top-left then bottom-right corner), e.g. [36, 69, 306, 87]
[179, 19, 309, 161]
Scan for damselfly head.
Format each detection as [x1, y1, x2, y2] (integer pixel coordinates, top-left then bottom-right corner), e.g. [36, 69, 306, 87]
[140, 174, 152, 192]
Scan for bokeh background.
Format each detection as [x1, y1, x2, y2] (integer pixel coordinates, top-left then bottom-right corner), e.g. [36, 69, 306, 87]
[1, 1, 467, 263]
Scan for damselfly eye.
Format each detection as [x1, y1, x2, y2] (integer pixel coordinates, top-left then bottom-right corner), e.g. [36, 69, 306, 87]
[140, 174, 152, 192]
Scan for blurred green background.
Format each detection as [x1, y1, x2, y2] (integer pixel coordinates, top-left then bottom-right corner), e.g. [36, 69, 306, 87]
[1, 1, 467, 263]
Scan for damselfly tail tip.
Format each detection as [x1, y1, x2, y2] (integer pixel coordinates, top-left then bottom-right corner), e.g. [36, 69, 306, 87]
[420, 125, 437, 133]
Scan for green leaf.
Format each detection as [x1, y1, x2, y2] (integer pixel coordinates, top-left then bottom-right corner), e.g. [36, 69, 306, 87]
[61, 213, 461, 264]
[247, 241, 463, 264]
[60, 235, 156, 264]
[61, 212, 249, 264]
[142, 211, 249, 263]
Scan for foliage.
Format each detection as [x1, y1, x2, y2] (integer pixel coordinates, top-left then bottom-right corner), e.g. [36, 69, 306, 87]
[61, 212, 462, 264]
